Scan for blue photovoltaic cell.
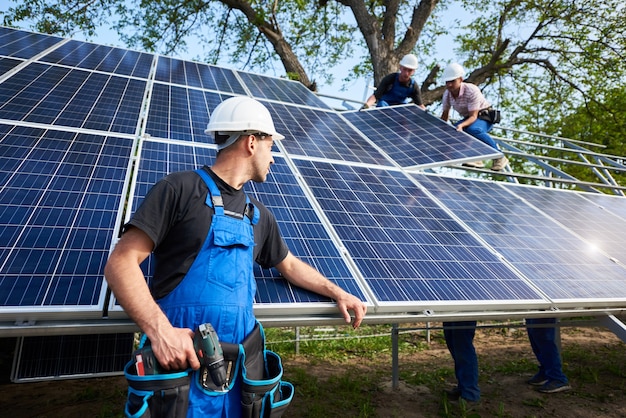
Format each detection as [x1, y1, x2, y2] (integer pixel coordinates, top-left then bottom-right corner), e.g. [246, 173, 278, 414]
[155, 57, 246, 94]
[415, 174, 626, 302]
[0, 57, 22, 77]
[237, 71, 331, 109]
[579, 192, 626, 221]
[40, 40, 153, 78]
[0, 63, 146, 134]
[0, 26, 62, 59]
[343, 105, 500, 168]
[506, 185, 626, 263]
[0, 125, 133, 311]
[130, 140, 365, 306]
[263, 101, 391, 165]
[146, 85, 234, 143]
[294, 160, 542, 305]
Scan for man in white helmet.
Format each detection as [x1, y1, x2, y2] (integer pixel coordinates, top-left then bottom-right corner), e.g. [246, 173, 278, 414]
[440, 62, 508, 171]
[105, 96, 367, 417]
[362, 54, 426, 109]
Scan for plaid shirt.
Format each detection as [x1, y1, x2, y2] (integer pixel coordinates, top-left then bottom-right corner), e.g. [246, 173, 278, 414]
[442, 83, 490, 118]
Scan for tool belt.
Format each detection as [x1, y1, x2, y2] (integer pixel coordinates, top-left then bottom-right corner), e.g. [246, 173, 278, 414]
[124, 323, 293, 418]
[477, 107, 501, 124]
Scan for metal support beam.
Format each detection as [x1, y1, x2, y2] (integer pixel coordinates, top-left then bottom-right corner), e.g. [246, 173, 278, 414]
[598, 315, 626, 343]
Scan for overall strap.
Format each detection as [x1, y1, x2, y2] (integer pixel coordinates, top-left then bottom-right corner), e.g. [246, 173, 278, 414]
[195, 168, 259, 224]
[195, 168, 224, 216]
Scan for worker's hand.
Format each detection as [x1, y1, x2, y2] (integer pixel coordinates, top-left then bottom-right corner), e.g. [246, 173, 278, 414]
[336, 293, 367, 329]
[360, 104, 369, 111]
[151, 327, 200, 371]
[456, 125, 464, 132]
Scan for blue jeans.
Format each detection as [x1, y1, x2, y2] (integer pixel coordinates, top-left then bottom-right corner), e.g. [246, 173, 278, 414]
[455, 118, 498, 150]
[443, 321, 480, 401]
[526, 318, 569, 383]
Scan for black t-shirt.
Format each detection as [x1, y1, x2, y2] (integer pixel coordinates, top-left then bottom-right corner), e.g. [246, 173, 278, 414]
[126, 166, 289, 299]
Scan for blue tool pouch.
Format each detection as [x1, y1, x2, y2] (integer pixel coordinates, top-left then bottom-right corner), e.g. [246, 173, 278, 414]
[233, 323, 294, 418]
[124, 337, 191, 418]
[240, 350, 294, 418]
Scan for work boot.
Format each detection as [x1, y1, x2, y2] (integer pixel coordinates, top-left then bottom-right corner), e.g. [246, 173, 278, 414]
[491, 156, 509, 171]
[462, 160, 485, 168]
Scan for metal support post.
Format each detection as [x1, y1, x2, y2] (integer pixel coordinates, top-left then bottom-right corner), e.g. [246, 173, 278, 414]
[391, 323, 399, 390]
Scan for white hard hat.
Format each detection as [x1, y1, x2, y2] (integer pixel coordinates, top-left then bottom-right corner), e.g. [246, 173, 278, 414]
[205, 96, 284, 149]
[399, 54, 418, 70]
[442, 63, 465, 82]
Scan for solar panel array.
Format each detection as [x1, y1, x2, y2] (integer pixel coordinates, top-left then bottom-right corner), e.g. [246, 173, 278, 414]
[2, 26, 626, 332]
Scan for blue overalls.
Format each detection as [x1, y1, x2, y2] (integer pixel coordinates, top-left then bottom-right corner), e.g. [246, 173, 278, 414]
[377, 74, 415, 107]
[157, 169, 259, 417]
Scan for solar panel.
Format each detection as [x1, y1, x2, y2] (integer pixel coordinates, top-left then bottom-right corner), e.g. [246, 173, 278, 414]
[264, 101, 392, 165]
[579, 192, 626, 221]
[145, 86, 233, 143]
[12, 333, 134, 382]
[343, 105, 502, 168]
[293, 160, 544, 311]
[236, 70, 331, 109]
[414, 174, 626, 305]
[1, 25, 626, 335]
[0, 26, 63, 59]
[0, 57, 23, 77]
[506, 185, 626, 263]
[0, 63, 146, 134]
[39, 39, 154, 78]
[0, 124, 134, 318]
[155, 56, 247, 94]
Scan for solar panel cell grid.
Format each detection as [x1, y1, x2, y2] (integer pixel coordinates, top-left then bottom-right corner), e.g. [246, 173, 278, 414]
[343, 106, 500, 168]
[0, 57, 22, 76]
[0, 63, 145, 134]
[581, 193, 626, 221]
[247, 160, 366, 303]
[263, 101, 391, 165]
[146, 86, 232, 143]
[415, 174, 626, 302]
[505, 185, 626, 266]
[236, 71, 331, 109]
[0, 27, 62, 59]
[0, 127, 133, 311]
[294, 160, 542, 305]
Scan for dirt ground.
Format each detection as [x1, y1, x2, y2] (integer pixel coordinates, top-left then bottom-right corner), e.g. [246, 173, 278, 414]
[1, 325, 625, 418]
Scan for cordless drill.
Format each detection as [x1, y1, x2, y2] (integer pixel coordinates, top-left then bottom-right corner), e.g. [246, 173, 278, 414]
[193, 323, 227, 388]
[133, 322, 227, 388]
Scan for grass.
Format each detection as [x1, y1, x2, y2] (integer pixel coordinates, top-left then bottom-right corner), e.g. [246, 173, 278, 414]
[264, 322, 626, 417]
